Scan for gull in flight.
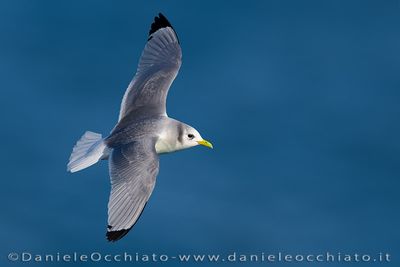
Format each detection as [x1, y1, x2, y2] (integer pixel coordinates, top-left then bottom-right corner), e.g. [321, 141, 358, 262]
[67, 13, 213, 242]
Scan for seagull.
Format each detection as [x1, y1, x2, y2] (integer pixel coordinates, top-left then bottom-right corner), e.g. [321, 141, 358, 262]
[67, 13, 213, 242]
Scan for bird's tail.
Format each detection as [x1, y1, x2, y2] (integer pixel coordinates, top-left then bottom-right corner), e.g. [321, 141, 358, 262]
[67, 131, 110, 173]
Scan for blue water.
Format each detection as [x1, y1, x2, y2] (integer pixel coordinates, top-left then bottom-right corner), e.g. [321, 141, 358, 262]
[1, 1, 399, 266]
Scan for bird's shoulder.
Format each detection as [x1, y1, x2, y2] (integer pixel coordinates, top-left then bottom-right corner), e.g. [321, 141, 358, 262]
[105, 115, 171, 147]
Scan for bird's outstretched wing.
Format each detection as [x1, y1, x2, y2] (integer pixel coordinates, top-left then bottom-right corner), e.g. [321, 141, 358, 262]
[118, 13, 182, 121]
[106, 139, 159, 241]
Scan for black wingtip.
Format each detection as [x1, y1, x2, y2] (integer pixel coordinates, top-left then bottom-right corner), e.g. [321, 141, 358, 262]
[106, 228, 132, 242]
[149, 13, 173, 36]
[105, 202, 148, 242]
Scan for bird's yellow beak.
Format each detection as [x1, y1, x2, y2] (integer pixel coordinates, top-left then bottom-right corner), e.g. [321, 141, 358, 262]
[197, 139, 213, 149]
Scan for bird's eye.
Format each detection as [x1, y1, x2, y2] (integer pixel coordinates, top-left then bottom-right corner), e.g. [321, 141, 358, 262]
[188, 134, 194, 139]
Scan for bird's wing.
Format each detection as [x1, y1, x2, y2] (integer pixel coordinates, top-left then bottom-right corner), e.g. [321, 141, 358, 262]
[106, 139, 159, 242]
[118, 13, 182, 121]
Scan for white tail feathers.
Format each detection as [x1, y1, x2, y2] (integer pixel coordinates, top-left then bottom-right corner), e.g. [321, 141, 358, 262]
[67, 131, 110, 173]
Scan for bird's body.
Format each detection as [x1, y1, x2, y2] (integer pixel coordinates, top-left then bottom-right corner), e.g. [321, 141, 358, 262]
[67, 13, 212, 242]
[106, 115, 200, 154]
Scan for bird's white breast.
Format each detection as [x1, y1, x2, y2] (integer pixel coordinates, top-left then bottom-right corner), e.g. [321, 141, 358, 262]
[155, 128, 180, 154]
[155, 137, 176, 154]
[154, 117, 187, 154]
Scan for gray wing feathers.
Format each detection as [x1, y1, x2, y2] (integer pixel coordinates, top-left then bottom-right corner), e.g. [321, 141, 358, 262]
[107, 139, 159, 232]
[119, 27, 182, 121]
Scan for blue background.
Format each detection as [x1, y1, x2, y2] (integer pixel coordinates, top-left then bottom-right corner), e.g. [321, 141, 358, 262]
[0, 0, 399, 266]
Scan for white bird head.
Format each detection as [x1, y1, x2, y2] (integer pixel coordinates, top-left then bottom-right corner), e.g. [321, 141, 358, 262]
[179, 124, 213, 150]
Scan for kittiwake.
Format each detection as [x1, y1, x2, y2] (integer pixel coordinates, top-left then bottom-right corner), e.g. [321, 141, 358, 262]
[67, 13, 213, 242]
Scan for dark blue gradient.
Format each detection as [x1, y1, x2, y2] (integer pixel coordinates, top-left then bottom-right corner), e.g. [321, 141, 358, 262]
[0, 1, 399, 266]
